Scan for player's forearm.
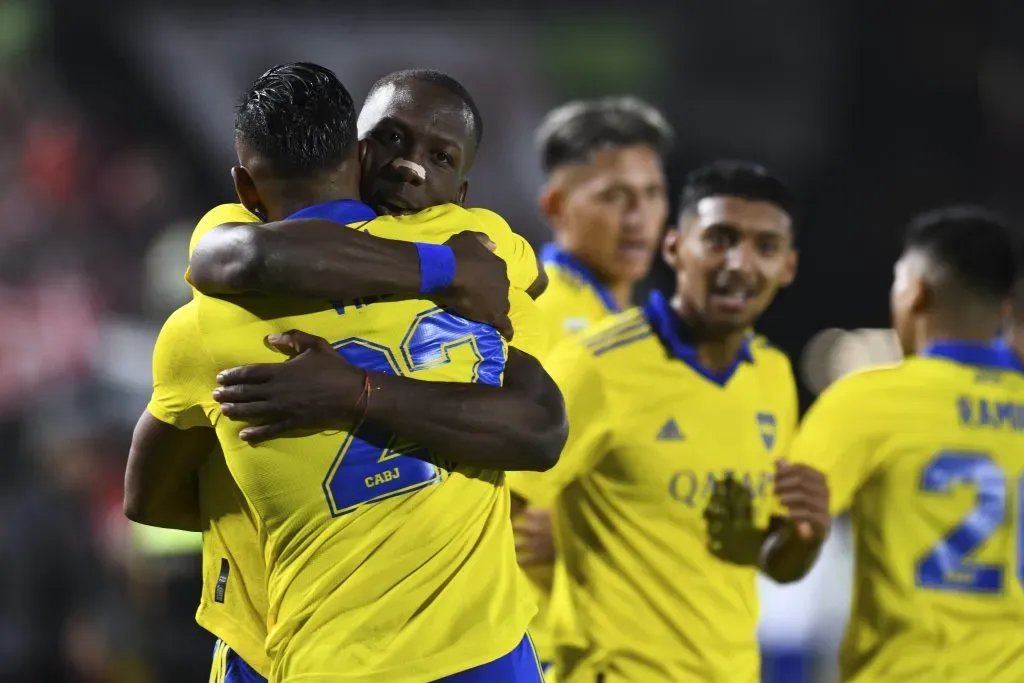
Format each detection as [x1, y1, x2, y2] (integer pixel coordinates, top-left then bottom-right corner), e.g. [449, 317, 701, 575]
[758, 520, 823, 584]
[189, 220, 421, 298]
[365, 352, 567, 472]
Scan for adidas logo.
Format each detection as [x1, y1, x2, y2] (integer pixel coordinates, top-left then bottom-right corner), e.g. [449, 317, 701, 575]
[656, 418, 685, 441]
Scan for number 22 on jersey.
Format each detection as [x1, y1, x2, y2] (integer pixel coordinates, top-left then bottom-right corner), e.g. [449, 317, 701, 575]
[916, 449, 1024, 593]
[322, 307, 505, 516]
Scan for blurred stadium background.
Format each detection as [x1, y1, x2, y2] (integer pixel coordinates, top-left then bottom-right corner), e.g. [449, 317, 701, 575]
[0, 0, 1016, 680]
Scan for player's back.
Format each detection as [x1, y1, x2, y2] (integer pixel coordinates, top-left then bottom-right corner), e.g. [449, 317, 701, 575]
[839, 348, 1024, 682]
[188, 204, 536, 682]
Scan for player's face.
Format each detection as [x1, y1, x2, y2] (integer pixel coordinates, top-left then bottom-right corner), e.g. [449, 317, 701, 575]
[357, 81, 474, 216]
[542, 145, 668, 286]
[664, 196, 796, 336]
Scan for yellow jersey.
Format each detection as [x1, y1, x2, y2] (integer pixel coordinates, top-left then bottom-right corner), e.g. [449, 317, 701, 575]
[789, 342, 1024, 683]
[513, 291, 798, 683]
[507, 243, 622, 673]
[536, 243, 622, 338]
[149, 200, 546, 682]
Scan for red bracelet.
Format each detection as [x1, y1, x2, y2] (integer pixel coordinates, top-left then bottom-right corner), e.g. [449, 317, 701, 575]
[351, 370, 373, 431]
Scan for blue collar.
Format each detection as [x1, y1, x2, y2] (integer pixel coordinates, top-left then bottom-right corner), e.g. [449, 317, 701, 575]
[642, 290, 754, 387]
[992, 339, 1024, 373]
[540, 243, 620, 314]
[920, 340, 1023, 372]
[286, 199, 377, 224]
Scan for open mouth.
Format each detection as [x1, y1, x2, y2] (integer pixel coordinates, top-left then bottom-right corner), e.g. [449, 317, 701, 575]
[709, 285, 756, 313]
[618, 239, 652, 257]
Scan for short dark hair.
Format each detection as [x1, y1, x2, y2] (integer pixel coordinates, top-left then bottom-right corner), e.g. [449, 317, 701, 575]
[679, 161, 798, 232]
[536, 96, 674, 174]
[903, 205, 1018, 304]
[234, 62, 357, 178]
[367, 69, 483, 147]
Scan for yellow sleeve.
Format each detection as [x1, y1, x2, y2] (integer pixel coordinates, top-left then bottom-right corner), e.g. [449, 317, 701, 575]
[184, 203, 260, 284]
[506, 339, 611, 506]
[146, 302, 218, 430]
[788, 375, 884, 515]
[507, 288, 550, 360]
[465, 208, 539, 292]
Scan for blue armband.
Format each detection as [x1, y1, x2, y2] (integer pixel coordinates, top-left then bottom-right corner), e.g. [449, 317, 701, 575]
[416, 243, 456, 294]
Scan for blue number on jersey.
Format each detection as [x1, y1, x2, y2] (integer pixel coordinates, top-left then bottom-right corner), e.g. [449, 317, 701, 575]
[322, 308, 505, 515]
[915, 450, 1009, 593]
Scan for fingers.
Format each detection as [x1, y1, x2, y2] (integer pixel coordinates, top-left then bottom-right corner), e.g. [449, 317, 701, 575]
[219, 401, 278, 420]
[465, 231, 497, 252]
[265, 330, 333, 356]
[212, 383, 268, 403]
[496, 313, 514, 342]
[774, 465, 828, 509]
[216, 364, 276, 386]
[238, 421, 293, 444]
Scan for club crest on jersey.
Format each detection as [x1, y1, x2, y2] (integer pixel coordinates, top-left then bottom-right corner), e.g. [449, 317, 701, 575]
[756, 412, 777, 451]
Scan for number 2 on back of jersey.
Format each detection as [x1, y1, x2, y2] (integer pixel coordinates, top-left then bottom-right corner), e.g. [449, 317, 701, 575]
[320, 308, 503, 516]
[916, 449, 1022, 593]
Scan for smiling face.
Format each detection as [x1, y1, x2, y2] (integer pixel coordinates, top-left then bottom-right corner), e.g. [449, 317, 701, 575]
[664, 195, 797, 336]
[356, 79, 476, 215]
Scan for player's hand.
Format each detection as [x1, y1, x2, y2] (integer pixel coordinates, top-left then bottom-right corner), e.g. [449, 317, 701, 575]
[703, 474, 763, 567]
[774, 458, 831, 541]
[513, 507, 555, 566]
[441, 231, 514, 341]
[213, 330, 363, 443]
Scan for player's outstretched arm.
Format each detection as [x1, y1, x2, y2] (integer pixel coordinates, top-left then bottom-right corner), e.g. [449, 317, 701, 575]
[124, 411, 215, 531]
[213, 330, 567, 472]
[758, 459, 830, 582]
[189, 223, 514, 339]
[704, 462, 829, 583]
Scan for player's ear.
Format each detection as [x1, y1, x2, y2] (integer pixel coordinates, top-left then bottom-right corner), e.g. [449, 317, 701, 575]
[456, 179, 468, 206]
[908, 277, 930, 314]
[778, 249, 799, 288]
[662, 227, 682, 269]
[538, 182, 562, 227]
[358, 139, 369, 166]
[231, 166, 266, 221]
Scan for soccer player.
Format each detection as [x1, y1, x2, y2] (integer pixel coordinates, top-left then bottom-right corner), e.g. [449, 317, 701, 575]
[508, 96, 673, 675]
[532, 96, 672, 336]
[783, 207, 1024, 683]
[127, 63, 564, 682]
[509, 161, 829, 682]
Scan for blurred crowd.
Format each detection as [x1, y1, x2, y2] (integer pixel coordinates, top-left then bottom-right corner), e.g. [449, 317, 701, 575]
[0, 28, 212, 679]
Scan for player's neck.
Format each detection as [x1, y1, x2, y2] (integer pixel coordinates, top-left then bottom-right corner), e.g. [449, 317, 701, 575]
[274, 168, 362, 220]
[694, 334, 750, 373]
[670, 297, 749, 372]
[607, 281, 634, 310]
[915, 314, 1000, 352]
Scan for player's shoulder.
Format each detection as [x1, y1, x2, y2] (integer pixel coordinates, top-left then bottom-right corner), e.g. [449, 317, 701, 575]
[195, 203, 259, 232]
[749, 334, 792, 367]
[817, 361, 907, 408]
[190, 203, 260, 254]
[749, 335, 797, 381]
[575, 307, 654, 360]
[155, 300, 202, 346]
